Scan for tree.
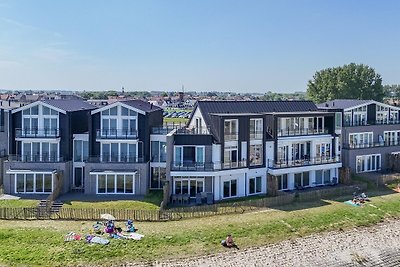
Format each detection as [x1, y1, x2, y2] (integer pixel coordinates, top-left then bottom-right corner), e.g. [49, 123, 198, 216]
[307, 63, 384, 103]
[383, 84, 400, 98]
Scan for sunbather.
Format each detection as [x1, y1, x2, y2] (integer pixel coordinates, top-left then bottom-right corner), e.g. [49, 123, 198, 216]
[221, 234, 239, 249]
[126, 220, 136, 232]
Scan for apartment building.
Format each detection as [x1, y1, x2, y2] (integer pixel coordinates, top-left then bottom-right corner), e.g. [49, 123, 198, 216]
[319, 99, 400, 174]
[166, 100, 342, 202]
[2, 100, 96, 195]
[84, 100, 163, 195]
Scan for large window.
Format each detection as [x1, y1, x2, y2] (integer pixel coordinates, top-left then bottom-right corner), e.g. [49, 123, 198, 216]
[100, 105, 137, 137]
[101, 142, 137, 162]
[224, 119, 238, 141]
[150, 167, 167, 189]
[249, 143, 263, 166]
[349, 132, 373, 148]
[174, 177, 205, 197]
[277, 174, 288, 190]
[96, 173, 135, 194]
[356, 154, 381, 173]
[294, 172, 310, 188]
[223, 145, 238, 168]
[315, 169, 331, 185]
[250, 118, 263, 140]
[249, 176, 262, 194]
[22, 104, 58, 136]
[74, 140, 89, 162]
[223, 179, 237, 198]
[383, 131, 400, 145]
[14, 173, 53, 193]
[174, 146, 204, 166]
[22, 141, 59, 161]
[151, 141, 167, 162]
[335, 113, 342, 130]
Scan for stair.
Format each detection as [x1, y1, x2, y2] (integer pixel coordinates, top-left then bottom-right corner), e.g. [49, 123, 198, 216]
[36, 200, 63, 218]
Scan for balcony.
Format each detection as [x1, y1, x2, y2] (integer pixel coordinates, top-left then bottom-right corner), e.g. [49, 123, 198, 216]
[96, 129, 138, 139]
[222, 160, 247, 169]
[343, 120, 400, 127]
[171, 162, 215, 171]
[268, 156, 340, 169]
[250, 131, 263, 140]
[87, 155, 145, 163]
[224, 132, 238, 141]
[343, 140, 400, 149]
[277, 128, 329, 137]
[8, 154, 64, 162]
[175, 127, 212, 135]
[151, 127, 177, 135]
[15, 128, 60, 138]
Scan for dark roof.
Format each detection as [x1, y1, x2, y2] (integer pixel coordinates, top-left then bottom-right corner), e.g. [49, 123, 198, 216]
[317, 99, 373, 110]
[42, 99, 97, 112]
[120, 99, 162, 113]
[194, 100, 320, 141]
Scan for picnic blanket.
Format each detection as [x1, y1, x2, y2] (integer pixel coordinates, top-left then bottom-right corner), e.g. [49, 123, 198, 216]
[344, 200, 361, 207]
[118, 232, 144, 240]
[86, 235, 110, 245]
[64, 232, 82, 242]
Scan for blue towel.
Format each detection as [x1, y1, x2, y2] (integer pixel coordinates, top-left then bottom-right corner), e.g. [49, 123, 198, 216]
[344, 200, 361, 207]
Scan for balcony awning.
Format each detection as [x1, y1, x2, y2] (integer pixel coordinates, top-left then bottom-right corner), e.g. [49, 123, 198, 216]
[6, 169, 57, 174]
[89, 169, 137, 175]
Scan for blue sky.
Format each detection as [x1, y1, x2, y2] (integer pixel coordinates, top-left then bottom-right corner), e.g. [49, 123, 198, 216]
[0, 0, 399, 93]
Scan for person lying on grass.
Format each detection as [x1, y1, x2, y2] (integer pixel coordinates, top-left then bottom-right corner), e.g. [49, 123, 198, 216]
[221, 234, 239, 249]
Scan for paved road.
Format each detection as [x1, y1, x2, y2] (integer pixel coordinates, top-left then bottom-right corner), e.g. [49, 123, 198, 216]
[132, 219, 400, 267]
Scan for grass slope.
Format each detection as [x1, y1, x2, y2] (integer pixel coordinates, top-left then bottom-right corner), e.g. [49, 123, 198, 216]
[0, 192, 399, 266]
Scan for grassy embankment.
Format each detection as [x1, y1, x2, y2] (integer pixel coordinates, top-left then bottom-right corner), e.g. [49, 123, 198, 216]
[0, 186, 399, 266]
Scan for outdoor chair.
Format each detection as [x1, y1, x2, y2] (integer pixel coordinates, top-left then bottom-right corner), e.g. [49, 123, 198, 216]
[206, 192, 214, 205]
[195, 193, 202, 205]
[171, 194, 178, 204]
[182, 194, 190, 204]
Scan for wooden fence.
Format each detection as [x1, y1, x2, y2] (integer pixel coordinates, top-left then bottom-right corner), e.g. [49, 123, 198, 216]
[0, 184, 366, 221]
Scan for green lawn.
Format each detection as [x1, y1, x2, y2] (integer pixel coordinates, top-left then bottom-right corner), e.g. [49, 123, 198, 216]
[0, 191, 400, 266]
[0, 199, 39, 208]
[62, 191, 163, 210]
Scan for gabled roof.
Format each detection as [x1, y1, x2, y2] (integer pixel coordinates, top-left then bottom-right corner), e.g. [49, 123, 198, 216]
[12, 99, 96, 114]
[91, 99, 162, 115]
[193, 100, 320, 141]
[317, 99, 400, 111]
[317, 99, 373, 110]
[41, 99, 97, 112]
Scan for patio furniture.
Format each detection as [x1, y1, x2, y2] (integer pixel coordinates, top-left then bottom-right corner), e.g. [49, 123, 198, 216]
[195, 193, 202, 205]
[171, 194, 178, 204]
[206, 192, 214, 205]
[182, 194, 190, 204]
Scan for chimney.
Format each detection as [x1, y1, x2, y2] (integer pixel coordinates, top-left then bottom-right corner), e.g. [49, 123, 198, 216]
[332, 101, 335, 107]
[150, 103, 153, 109]
[325, 103, 328, 107]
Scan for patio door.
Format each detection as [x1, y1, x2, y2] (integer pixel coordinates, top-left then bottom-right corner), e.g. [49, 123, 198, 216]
[73, 167, 84, 189]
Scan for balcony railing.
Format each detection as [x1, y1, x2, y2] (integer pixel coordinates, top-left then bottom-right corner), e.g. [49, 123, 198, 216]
[268, 156, 340, 169]
[151, 127, 177, 135]
[224, 132, 238, 141]
[96, 129, 138, 139]
[175, 127, 212, 135]
[171, 162, 215, 171]
[151, 155, 167, 162]
[15, 128, 60, 138]
[87, 155, 145, 163]
[343, 140, 400, 149]
[343, 120, 400, 127]
[277, 128, 329, 137]
[250, 131, 263, 140]
[222, 160, 247, 169]
[8, 154, 64, 162]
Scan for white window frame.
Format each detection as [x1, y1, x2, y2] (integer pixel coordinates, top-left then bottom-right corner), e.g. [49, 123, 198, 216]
[224, 119, 238, 141]
[150, 166, 167, 189]
[248, 176, 262, 195]
[100, 105, 138, 138]
[95, 173, 136, 194]
[12, 172, 54, 194]
[250, 118, 263, 140]
[100, 141, 138, 162]
[222, 178, 238, 199]
[356, 154, 381, 173]
[173, 176, 205, 197]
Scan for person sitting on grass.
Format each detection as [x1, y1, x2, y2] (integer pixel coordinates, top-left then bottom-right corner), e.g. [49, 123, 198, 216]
[104, 220, 115, 236]
[221, 234, 239, 249]
[126, 220, 136, 232]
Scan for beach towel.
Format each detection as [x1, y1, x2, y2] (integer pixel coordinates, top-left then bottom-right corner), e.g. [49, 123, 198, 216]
[89, 236, 110, 245]
[344, 200, 361, 207]
[119, 232, 144, 240]
[64, 232, 82, 242]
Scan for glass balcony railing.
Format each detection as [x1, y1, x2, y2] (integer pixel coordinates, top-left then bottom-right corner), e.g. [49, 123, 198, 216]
[96, 129, 138, 139]
[277, 128, 329, 137]
[8, 154, 64, 162]
[15, 128, 60, 138]
[268, 156, 340, 169]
